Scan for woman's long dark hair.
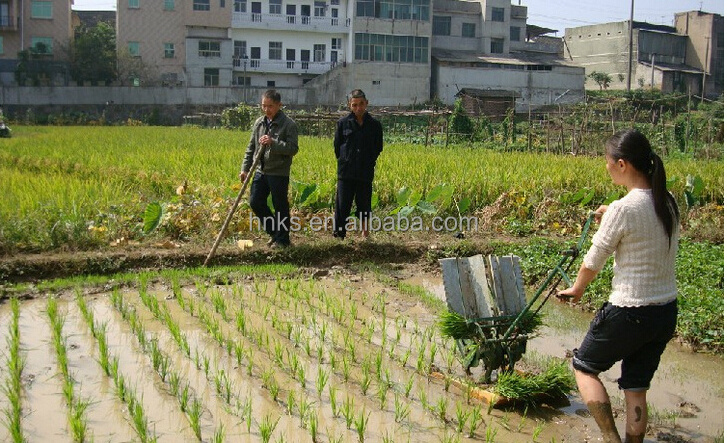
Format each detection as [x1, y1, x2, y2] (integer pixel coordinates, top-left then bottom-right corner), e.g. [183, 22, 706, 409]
[606, 130, 679, 244]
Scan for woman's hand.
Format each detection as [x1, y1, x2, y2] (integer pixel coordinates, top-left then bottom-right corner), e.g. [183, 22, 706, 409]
[593, 205, 609, 222]
[557, 286, 584, 303]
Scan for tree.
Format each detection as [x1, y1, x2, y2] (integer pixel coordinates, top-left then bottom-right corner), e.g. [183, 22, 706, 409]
[71, 22, 116, 85]
[588, 71, 612, 90]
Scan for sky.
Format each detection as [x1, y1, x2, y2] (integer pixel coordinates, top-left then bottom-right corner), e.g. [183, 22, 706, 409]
[72, 0, 724, 37]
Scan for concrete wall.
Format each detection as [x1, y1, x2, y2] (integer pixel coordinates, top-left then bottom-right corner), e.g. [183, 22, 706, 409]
[436, 64, 584, 111]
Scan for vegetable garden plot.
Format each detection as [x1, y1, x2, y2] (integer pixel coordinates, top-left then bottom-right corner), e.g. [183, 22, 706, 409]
[0, 272, 590, 442]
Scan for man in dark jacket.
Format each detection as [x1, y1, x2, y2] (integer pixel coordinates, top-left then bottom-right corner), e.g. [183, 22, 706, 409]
[240, 89, 299, 247]
[333, 89, 383, 239]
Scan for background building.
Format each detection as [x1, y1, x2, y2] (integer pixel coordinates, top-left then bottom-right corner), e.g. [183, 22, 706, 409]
[564, 11, 723, 97]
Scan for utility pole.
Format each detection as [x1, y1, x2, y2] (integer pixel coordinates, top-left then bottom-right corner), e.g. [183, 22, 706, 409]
[626, 0, 635, 91]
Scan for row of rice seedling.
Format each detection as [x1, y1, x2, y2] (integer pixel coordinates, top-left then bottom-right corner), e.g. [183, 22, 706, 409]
[1, 298, 24, 443]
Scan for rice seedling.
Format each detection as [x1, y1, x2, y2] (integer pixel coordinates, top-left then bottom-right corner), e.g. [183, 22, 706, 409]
[404, 374, 415, 398]
[129, 395, 156, 443]
[484, 420, 498, 443]
[69, 397, 90, 442]
[394, 393, 410, 423]
[467, 404, 482, 438]
[315, 367, 329, 398]
[377, 381, 388, 410]
[517, 406, 529, 431]
[308, 410, 319, 442]
[286, 390, 296, 415]
[1, 297, 25, 443]
[418, 387, 429, 411]
[531, 420, 544, 441]
[297, 365, 306, 389]
[241, 396, 253, 433]
[341, 396, 355, 428]
[212, 423, 225, 443]
[434, 396, 449, 423]
[360, 368, 371, 395]
[400, 348, 412, 368]
[492, 360, 575, 406]
[259, 411, 280, 441]
[453, 401, 467, 433]
[187, 398, 203, 440]
[298, 393, 314, 428]
[353, 408, 370, 442]
[328, 385, 339, 418]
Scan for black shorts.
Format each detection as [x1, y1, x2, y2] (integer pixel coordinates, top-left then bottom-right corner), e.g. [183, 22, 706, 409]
[572, 300, 677, 391]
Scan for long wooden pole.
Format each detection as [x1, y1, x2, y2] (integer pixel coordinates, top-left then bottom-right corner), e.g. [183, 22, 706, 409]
[204, 146, 265, 266]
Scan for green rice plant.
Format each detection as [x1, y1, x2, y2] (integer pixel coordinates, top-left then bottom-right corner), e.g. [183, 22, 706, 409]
[315, 367, 329, 398]
[404, 374, 415, 398]
[531, 419, 544, 441]
[400, 348, 412, 368]
[418, 387, 429, 411]
[308, 410, 319, 443]
[273, 341, 285, 367]
[241, 396, 253, 433]
[467, 404, 482, 437]
[297, 364, 306, 389]
[69, 397, 90, 443]
[394, 393, 410, 423]
[1, 297, 25, 443]
[129, 395, 156, 443]
[187, 398, 203, 440]
[298, 393, 313, 428]
[434, 396, 449, 423]
[454, 401, 467, 433]
[212, 423, 225, 443]
[353, 408, 370, 443]
[342, 355, 351, 382]
[484, 420, 498, 443]
[377, 381, 388, 410]
[416, 342, 427, 374]
[286, 390, 296, 415]
[360, 368, 371, 395]
[169, 371, 181, 396]
[517, 406, 529, 431]
[341, 396, 355, 429]
[328, 385, 339, 418]
[235, 310, 247, 335]
[259, 413, 280, 443]
[492, 360, 575, 406]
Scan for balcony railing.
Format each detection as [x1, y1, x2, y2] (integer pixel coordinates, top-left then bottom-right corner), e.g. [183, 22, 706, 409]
[232, 11, 350, 32]
[233, 58, 337, 75]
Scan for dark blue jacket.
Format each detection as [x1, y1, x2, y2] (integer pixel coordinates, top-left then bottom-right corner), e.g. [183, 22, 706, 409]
[334, 112, 383, 183]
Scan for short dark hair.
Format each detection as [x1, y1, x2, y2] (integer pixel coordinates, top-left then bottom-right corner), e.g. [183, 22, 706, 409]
[263, 89, 281, 103]
[349, 89, 367, 100]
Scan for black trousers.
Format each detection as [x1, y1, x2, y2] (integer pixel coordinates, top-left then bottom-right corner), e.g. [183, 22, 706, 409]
[334, 179, 372, 238]
[249, 172, 291, 245]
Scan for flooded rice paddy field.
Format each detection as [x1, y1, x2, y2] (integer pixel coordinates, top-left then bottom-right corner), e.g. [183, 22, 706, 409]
[0, 266, 722, 442]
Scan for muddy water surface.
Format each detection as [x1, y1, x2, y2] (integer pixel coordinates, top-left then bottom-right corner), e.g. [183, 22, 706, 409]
[411, 272, 725, 442]
[0, 267, 722, 442]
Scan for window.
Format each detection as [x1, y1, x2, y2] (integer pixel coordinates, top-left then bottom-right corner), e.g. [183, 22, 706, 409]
[128, 0, 139, 8]
[286, 48, 295, 68]
[355, 33, 428, 63]
[31, 37, 53, 54]
[510, 26, 520, 42]
[462, 22, 475, 38]
[314, 1, 325, 17]
[330, 0, 339, 4]
[234, 40, 247, 58]
[164, 43, 175, 58]
[432, 16, 450, 36]
[269, 41, 282, 60]
[331, 38, 342, 50]
[164, 0, 175, 10]
[314, 44, 325, 62]
[204, 68, 219, 86]
[250, 46, 261, 67]
[31, 1, 52, 18]
[490, 38, 503, 54]
[269, 0, 281, 14]
[234, 0, 246, 12]
[491, 7, 504, 22]
[233, 75, 251, 86]
[198, 41, 221, 57]
[358, 0, 428, 20]
[267, 80, 275, 87]
[0, 36, 3, 55]
[127, 41, 140, 57]
[193, 0, 210, 11]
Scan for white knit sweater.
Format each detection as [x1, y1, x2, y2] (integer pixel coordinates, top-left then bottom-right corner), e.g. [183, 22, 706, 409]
[583, 188, 679, 307]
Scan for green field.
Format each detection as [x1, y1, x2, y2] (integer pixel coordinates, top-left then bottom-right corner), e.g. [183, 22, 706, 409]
[0, 125, 723, 352]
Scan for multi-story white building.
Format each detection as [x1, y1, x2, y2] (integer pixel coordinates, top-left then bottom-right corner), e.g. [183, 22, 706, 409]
[115, 0, 583, 108]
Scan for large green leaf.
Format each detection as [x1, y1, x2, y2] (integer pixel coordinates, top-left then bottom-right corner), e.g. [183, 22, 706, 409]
[143, 202, 164, 234]
[396, 187, 411, 207]
[457, 197, 471, 214]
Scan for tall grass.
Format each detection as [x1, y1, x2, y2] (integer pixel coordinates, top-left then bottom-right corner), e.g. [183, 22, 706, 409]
[1, 298, 25, 443]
